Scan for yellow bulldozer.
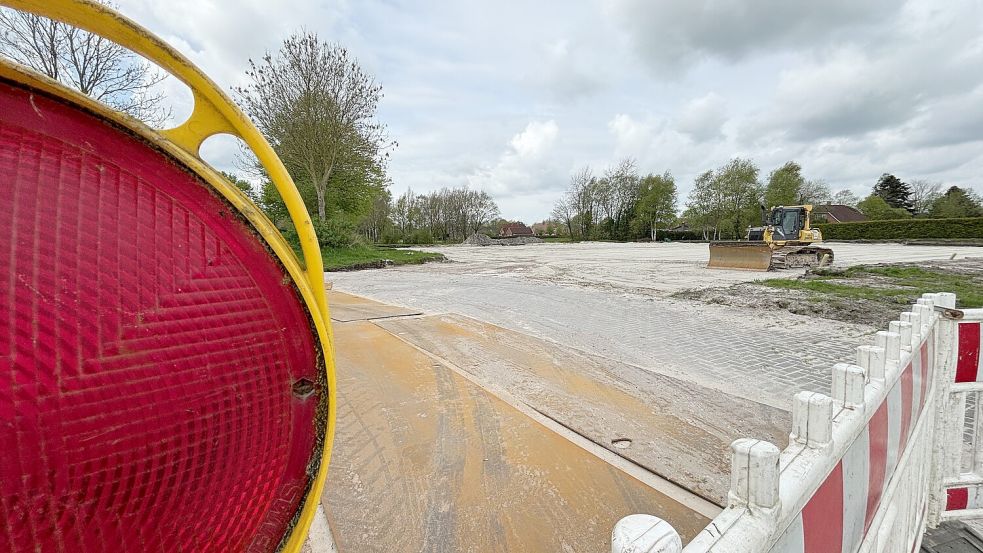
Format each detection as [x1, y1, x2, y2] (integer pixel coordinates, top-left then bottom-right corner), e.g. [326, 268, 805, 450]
[707, 204, 834, 271]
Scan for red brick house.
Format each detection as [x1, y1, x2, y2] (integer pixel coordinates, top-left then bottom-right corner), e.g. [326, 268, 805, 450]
[499, 222, 534, 237]
[813, 204, 869, 223]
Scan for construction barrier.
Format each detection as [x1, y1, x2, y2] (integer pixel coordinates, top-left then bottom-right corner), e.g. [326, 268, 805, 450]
[614, 294, 981, 553]
[938, 317, 983, 523]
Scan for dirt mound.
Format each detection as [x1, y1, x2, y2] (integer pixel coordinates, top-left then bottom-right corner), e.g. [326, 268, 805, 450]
[463, 233, 543, 246]
[676, 259, 983, 327]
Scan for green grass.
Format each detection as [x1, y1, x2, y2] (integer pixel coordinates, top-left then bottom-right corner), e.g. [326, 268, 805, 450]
[761, 266, 983, 308]
[320, 245, 444, 271]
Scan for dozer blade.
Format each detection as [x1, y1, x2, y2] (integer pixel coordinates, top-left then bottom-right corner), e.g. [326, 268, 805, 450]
[707, 242, 774, 271]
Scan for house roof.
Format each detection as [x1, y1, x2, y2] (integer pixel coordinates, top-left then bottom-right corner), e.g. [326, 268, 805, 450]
[814, 204, 868, 223]
[501, 222, 533, 234]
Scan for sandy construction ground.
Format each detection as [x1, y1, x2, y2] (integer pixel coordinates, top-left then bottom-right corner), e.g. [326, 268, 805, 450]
[395, 241, 983, 297]
[327, 241, 983, 409]
[321, 241, 983, 547]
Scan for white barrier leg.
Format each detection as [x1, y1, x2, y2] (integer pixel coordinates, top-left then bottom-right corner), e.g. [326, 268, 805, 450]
[611, 515, 682, 553]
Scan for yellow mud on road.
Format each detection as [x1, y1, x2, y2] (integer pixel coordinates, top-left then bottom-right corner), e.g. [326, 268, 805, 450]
[375, 313, 789, 505]
[327, 290, 423, 322]
[323, 311, 709, 552]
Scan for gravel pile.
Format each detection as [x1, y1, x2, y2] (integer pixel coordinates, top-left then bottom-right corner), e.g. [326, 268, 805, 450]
[463, 233, 544, 246]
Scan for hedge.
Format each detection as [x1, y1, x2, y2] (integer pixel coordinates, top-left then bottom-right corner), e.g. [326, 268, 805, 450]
[815, 217, 983, 240]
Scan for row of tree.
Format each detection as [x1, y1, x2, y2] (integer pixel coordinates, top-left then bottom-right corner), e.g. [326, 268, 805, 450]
[853, 174, 983, 220]
[550, 159, 679, 241]
[364, 187, 501, 243]
[675, 161, 983, 240]
[681, 159, 833, 240]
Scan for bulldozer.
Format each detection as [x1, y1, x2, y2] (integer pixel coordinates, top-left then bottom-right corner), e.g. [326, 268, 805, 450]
[707, 204, 834, 271]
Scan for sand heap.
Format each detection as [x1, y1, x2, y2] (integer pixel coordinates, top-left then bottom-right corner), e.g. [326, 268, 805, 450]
[463, 233, 543, 246]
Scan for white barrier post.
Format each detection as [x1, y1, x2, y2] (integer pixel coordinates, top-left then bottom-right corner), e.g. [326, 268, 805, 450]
[923, 292, 961, 527]
[857, 345, 886, 383]
[832, 363, 866, 408]
[611, 515, 682, 553]
[729, 439, 781, 515]
[901, 311, 920, 350]
[876, 330, 902, 377]
[791, 391, 833, 448]
[893, 321, 913, 353]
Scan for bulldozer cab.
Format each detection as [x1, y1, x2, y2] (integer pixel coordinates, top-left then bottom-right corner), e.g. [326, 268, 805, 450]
[768, 206, 807, 241]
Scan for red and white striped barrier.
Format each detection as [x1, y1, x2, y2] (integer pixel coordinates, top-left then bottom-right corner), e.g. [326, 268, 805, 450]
[938, 315, 983, 522]
[768, 330, 936, 553]
[946, 485, 983, 512]
[614, 293, 970, 553]
[955, 321, 982, 383]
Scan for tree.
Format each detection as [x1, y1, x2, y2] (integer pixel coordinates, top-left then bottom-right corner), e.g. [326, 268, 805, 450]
[909, 179, 943, 216]
[717, 158, 762, 238]
[857, 194, 912, 220]
[221, 171, 258, 203]
[597, 158, 641, 240]
[764, 161, 804, 207]
[798, 179, 831, 205]
[0, 2, 169, 125]
[685, 170, 724, 240]
[567, 166, 599, 239]
[383, 187, 501, 243]
[550, 191, 576, 239]
[636, 171, 677, 240]
[235, 33, 394, 222]
[832, 189, 860, 207]
[929, 186, 983, 218]
[873, 173, 914, 212]
[258, 180, 290, 228]
[359, 188, 392, 242]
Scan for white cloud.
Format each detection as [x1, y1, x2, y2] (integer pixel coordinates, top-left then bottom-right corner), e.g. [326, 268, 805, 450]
[608, 114, 647, 150]
[98, 0, 983, 222]
[509, 121, 559, 158]
[468, 121, 563, 203]
[605, 0, 905, 72]
[674, 93, 727, 141]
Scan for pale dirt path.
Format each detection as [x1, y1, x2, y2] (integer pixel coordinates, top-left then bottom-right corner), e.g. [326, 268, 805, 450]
[327, 242, 983, 409]
[397, 241, 983, 298]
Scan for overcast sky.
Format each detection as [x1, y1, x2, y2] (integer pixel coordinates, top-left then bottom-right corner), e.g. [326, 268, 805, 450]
[117, 0, 983, 223]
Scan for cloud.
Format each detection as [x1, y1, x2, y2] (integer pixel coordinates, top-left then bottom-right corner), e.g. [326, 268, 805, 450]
[534, 38, 606, 101]
[105, 0, 983, 222]
[605, 0, 905, 72]
[674, 93, 727, 141]
[509, 120, 559, 158]
[908, 85, 983, 148]
[608, 114, 655, 154]
[468, 121, 563, 198]
[744, 0, 983, 142]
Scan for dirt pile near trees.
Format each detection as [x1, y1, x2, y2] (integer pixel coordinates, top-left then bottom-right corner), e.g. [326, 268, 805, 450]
[463, 233, 543, 246]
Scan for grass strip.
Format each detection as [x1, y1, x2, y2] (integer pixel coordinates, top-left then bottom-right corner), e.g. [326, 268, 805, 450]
[321, 246, 444, 271]
[760, 266, 983, 308]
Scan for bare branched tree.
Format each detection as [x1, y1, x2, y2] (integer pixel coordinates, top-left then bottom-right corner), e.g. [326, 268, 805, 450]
[909, 179, 943, 216]
[0, 3, 170, 125]
[235, 33, 395, 222]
